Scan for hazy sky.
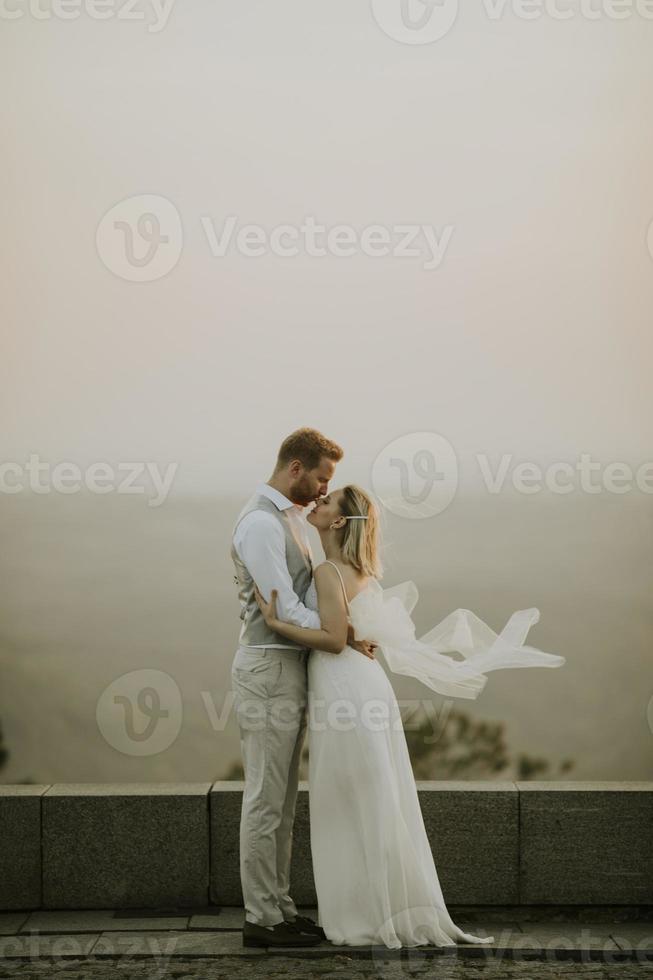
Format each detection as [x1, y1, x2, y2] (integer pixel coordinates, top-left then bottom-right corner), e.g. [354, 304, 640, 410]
[2, 0, 653, 497]
[2, 4, 653, 784]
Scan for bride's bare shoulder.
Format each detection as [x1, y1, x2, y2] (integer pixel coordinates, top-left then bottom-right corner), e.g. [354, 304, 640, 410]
[312, 562, 345, 598]
[315, 561, 369, 591]
[313, 561, 341, 580]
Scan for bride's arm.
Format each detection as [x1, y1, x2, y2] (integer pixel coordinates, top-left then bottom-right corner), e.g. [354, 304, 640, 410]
[254, 563, 348, 655]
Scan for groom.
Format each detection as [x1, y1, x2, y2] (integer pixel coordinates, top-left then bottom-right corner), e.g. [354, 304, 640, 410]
[230, 427, 374, 948]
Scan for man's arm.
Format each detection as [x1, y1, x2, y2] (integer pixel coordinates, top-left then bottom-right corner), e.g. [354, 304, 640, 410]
[234, 511, 321, 630]
[253, 565, 378, 661]
[255, 563, 348, 655]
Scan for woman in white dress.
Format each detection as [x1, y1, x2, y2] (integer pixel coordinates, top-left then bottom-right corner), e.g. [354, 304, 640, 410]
[254, 484, 565, 949]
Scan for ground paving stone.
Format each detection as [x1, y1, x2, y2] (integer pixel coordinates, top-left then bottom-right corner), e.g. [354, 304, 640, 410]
[512, 923, 621, 951]
[1, 905, 652, 979]
[21, 911, 190, 933]
[1, 955, 652, 978]
[0, 919, 28, 938]
[93, 929, 266, 957]
[0, 933, 100, 959]
[609, 924, 653, 953]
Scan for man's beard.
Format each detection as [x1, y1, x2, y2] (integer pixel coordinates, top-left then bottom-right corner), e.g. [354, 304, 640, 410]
[292, 474, 318, 508]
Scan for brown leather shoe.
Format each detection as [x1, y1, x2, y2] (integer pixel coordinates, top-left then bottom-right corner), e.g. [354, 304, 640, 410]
[242, 919, 322, 947]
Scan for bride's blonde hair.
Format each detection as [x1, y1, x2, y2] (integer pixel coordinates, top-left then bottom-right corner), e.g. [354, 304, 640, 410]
[338, 485, 383, 579]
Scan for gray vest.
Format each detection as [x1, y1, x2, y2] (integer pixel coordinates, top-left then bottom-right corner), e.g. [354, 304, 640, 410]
[231, 492, 313, 649]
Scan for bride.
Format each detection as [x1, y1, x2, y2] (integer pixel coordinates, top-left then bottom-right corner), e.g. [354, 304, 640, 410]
[254, 484, 565, 949]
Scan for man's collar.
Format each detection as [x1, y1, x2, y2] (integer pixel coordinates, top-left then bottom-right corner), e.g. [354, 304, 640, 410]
[256, 482, 303, 513]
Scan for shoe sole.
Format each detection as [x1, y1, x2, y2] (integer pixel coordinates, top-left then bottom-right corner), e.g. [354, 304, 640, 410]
[243, 934, 322, 948]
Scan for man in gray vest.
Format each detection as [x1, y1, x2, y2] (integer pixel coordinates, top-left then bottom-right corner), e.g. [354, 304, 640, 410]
[231, 427, 374, 948]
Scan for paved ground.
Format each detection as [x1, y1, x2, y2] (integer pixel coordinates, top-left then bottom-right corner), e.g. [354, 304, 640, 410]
[1, 905, 652, 978]
[0, 958, 652, 980]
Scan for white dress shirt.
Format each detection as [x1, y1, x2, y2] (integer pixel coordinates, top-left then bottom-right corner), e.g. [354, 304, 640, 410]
[233, 482, 321, 647]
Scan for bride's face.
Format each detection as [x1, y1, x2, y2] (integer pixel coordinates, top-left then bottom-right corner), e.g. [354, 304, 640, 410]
[306, 489, 346, 532]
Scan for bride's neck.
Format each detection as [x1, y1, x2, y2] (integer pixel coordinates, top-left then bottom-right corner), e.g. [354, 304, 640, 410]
[319, 532, 344, 563]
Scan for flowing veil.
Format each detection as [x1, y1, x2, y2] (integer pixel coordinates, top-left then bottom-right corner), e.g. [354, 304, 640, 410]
[349, 579, 566, 700]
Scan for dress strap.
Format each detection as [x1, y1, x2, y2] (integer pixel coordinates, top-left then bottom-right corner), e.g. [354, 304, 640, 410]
[323, 560, 351, 614]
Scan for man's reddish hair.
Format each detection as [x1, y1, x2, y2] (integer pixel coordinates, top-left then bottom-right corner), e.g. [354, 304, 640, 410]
[275, 427, 344, 471]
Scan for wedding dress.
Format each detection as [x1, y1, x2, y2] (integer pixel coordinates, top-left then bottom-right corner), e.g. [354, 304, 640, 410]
[304, 561, 565, 948]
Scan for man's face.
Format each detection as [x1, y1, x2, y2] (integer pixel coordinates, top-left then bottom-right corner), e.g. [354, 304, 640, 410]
[289, 456, 337, 507]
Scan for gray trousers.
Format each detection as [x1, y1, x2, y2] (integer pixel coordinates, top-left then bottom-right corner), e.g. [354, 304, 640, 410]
[231, 644, 309, 927]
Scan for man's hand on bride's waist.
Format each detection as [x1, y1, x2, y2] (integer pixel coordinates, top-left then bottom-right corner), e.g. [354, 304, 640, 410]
[253, 584, 378, 659]
[253, 584, 280, 629]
